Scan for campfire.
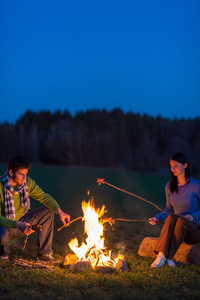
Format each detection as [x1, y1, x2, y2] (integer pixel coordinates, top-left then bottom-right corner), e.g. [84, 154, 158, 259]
[63, 199, 128, 273]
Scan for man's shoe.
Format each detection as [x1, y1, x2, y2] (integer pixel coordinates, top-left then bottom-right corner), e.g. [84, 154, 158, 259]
[37, 253, 55, 262]
[0, 254, 9, 260]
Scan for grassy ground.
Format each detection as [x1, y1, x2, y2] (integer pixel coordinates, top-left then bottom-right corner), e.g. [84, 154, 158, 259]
[0, 164, 200, 300]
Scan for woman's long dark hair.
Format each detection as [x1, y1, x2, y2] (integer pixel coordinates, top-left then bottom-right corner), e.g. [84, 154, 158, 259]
[169, 152, 190, 193]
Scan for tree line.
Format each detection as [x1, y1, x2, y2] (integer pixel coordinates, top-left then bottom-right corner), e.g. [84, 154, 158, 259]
[0, 109, 200, 175]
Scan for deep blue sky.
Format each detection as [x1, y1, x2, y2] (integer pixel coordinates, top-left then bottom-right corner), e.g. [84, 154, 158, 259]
[1, 0, 200, 123]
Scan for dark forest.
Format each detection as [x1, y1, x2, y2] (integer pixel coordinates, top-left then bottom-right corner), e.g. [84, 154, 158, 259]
[1, 109, 200, 175]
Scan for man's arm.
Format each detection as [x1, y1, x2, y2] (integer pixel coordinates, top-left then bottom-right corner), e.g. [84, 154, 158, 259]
[0, 215, 18, 228]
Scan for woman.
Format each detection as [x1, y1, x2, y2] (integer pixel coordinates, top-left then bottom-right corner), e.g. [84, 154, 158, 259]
[149, 152, 200, 268]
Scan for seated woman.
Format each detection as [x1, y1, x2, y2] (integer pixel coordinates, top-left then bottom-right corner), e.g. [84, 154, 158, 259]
[149, 152, 200, 267]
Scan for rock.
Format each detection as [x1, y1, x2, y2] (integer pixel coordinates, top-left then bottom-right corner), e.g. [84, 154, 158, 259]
[174, 243, 200, 265]
[138, 237, 200, 265]
[64, 263, 76, 270]
[115, 254, 128, 271]
[138, 237, 157, 259]
[75, 261, 93, 272]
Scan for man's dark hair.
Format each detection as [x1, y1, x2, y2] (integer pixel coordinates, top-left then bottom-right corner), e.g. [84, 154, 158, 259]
[7, 155, 32, 172]
[169, 152, 190, 193]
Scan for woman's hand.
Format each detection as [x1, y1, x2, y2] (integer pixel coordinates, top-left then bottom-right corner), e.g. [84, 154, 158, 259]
[149, 217, 157, 225]
[182, 214, 194, 221]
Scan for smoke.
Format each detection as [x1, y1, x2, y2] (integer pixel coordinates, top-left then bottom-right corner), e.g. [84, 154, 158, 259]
[115, 242, 126, 254]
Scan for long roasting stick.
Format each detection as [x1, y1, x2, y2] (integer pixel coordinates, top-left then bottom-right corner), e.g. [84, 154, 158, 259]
[58, 216, 163, 231]
[57, 177, 200, 232]
[97, 178, 200, 226]
[97, 178, 169, 215]
[102, 217, 164, 226]
[58, 179, 167, 232]
[113, 218, 163, 224]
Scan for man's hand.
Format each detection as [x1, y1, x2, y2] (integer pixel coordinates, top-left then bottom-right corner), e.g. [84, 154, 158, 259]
[56, 208, 71, 225]
[17, 221, 35, 236]
[149, 217, 157, 225]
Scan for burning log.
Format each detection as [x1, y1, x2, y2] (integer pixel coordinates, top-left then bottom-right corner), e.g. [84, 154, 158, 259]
[62, 254, 78, 265]
[62, 253, 128, 272]
[96, 255, 128, 273]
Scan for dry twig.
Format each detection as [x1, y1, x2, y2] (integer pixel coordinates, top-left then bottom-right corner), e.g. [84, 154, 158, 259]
[58, 216, 82, 231]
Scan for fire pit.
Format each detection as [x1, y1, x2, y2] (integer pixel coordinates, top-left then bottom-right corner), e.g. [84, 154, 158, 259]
[62, 200, 128, 273]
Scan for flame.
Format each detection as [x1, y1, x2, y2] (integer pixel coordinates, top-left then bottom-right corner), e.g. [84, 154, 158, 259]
[68, 199, 117, 269]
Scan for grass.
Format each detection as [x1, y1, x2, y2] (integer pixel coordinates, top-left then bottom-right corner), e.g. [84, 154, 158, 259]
[0, 164, 200, 300]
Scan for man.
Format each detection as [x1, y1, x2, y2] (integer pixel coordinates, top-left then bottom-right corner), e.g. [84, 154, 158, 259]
[0, 155, 71, 261]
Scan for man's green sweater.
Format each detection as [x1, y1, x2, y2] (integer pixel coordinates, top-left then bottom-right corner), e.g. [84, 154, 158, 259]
[0, 176, 60, 228]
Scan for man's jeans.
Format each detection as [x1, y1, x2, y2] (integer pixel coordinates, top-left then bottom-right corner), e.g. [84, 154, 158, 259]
[0, 207, 54, 256]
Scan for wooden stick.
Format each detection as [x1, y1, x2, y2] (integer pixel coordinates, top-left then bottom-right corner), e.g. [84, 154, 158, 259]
[58, 216, 82, 231]
[97, 178, 169, 215]
[113, 218, 163, 224]
[97, 178, 200, 226]
[102, 217, 163, 226]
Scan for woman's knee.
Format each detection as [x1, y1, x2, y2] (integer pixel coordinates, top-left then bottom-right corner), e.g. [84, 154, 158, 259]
[176, 217, 188, 229]
[165, 214, 177, 225]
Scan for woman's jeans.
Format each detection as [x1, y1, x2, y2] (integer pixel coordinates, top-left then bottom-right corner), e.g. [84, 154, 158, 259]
[154, 215, 200, 259]
[0, 207, 54, 256]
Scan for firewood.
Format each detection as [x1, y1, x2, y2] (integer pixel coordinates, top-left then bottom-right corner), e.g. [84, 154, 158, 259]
[11, 259, 55, 270]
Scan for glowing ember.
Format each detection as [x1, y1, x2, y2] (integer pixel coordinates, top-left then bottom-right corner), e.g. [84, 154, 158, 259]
[68, 199, 118, 269]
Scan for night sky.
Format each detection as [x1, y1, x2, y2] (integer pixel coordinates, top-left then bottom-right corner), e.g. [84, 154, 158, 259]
[1, 0, 200, 123]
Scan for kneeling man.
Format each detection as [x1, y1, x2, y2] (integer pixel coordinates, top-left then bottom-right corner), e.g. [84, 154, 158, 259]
[0, 155, 70, 261]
